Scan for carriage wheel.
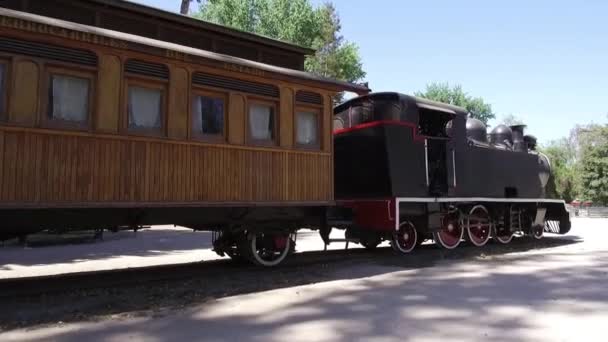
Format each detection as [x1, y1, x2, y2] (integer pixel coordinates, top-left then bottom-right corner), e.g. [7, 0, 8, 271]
[241, 232, 292, 267]
[493, 225, 514, 244]
[391, 221, 418, 254]
[433, 214, 463, 249]
[465, 205, 492, 247]
[531, 224, 544, 240]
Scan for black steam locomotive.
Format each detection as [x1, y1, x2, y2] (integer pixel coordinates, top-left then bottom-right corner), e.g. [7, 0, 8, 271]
[328, 92, 570, 253]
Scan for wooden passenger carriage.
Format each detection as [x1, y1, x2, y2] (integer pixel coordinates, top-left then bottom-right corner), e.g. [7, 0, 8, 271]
[0, 4, 368, 256]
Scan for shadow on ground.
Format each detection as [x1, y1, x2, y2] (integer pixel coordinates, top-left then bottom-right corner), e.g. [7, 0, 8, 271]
[0, 234, 586, 336]
[0, 228, 214, 269]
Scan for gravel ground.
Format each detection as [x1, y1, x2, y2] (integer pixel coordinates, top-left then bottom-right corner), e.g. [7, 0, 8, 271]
[1, 218, 605, 341]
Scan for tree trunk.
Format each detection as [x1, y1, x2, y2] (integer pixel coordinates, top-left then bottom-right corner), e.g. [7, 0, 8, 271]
[180, 0, 190, 15]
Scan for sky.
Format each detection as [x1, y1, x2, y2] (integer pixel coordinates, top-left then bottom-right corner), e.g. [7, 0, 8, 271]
[133, 0, 608, 144]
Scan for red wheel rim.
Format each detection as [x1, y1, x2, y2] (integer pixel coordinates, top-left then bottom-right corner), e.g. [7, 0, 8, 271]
[467, 206, 491, 246]
[274, 236, 288, 249]
[393, 221, 417, 253]
[435, 215, 463, 249]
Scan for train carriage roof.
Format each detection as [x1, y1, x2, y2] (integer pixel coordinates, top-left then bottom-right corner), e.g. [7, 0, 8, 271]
[89, 0, 315, 55]
[0, 7, 370, 94]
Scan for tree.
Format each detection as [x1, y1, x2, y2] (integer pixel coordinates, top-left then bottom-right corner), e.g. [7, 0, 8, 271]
[304, 3, 364, 103]
[541, 138, 579, 202]
[193, 0, 365, 101]
[578, 124, 608, 205]
[414, 83, 495, 124]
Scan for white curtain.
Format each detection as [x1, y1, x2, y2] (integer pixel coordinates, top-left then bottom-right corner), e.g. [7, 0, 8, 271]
[249, 104, 273, 140]
[51, 75, 89, 122]
[128, 86, 162, 129]
[297, 111, 318, 145]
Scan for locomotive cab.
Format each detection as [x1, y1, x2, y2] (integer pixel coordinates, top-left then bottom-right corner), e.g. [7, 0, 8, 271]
[333, 92, 465, 199]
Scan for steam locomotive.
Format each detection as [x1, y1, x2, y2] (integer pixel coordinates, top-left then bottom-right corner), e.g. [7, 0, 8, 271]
[327, 92, 570, 254]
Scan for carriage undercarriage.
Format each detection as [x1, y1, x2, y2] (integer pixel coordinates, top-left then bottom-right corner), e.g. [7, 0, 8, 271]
[210, 198, 571, 266]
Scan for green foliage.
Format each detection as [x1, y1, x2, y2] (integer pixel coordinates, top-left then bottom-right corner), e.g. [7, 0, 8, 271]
[539, 124, 608, 204]
[195, 0, 263, 33]
[194, 0, 365, 101]
[304, 3, 364, 103]
[578, 124, 608, 205]
[414, 83, 495, 124]
[541, 138, 579, 202]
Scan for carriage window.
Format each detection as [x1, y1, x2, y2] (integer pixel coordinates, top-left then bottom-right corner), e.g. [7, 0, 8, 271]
[192, 94, 225, 138]
[248, 102, 275, 143]
[296, 110, 319, 147]
[128, 85, 163, 131]
[0, 63, 6, 118]
[48, 74, 90, 125]
[124, 60, 168, 135]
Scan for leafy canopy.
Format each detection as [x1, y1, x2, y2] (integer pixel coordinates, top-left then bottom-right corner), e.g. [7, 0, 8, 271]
[414, 83, 495, 124]
[541, 138, 578, 202]
[539, 123, 608, 205]
[578, 124, 608, 205]
[193, 0, 365, 98]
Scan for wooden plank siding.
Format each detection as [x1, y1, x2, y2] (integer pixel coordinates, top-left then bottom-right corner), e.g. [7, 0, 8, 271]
[0, 14, 347, 210]
[0, 127, 332, 207]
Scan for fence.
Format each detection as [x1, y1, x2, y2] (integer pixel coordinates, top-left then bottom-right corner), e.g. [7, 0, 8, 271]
[569, 206, 608, 218]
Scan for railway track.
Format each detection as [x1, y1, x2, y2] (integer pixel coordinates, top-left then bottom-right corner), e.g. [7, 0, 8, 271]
[0, 247, 386, 299]
[0, 235, 580, 299]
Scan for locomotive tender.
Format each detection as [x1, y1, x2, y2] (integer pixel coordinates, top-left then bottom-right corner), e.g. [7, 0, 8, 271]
[0, 1, 570, 267]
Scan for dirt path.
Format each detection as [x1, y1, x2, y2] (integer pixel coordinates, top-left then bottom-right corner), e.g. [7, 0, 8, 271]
[1, 218, 605, 341]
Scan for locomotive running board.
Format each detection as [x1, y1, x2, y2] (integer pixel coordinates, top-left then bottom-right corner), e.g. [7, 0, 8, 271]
[394, 197, 567, 204]
[393, 197, 569, 233]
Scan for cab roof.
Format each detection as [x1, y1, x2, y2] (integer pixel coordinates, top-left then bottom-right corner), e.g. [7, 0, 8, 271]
[335, 92, 468, 116]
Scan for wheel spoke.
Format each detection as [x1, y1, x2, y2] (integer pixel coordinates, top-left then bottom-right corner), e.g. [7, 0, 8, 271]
[434, 213, 463, 249]
[466, 205, 491, 247]
[392, 221, 417, 254]
[242, 232, 292, 267]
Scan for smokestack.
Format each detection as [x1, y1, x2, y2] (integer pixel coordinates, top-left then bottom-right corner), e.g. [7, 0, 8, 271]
[510, 125, 527, 152]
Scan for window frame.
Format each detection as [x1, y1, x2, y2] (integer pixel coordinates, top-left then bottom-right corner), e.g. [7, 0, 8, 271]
[190, 88, 227, 143]
[294, 105, 322, 150]
[246, 98, 278, 147]
[41, 65, 95, 131]
[0, 59, 9, 122]
[124, 77, 167, 137]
